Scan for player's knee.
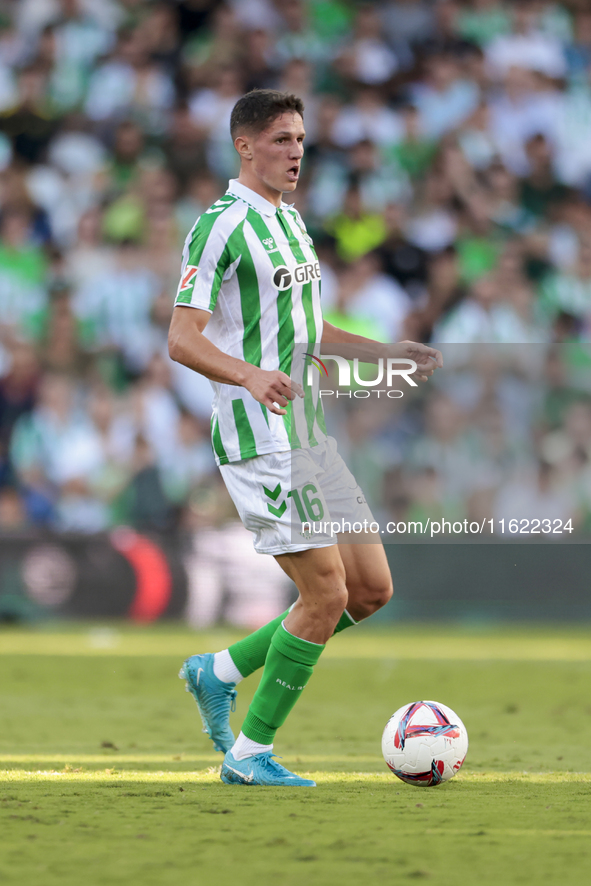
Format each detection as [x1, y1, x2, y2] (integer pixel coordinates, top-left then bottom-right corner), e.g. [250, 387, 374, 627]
[315, 582, 348, 619]
[312, 561, 346, 597]
[353, 575, 393, 617]
[371, 575, 393, 611]
[376, 576, 394, 609]
[301, 573, 348, 623]
[330, 584, 349, 617]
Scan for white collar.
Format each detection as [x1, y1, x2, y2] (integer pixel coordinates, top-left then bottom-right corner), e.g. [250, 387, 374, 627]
[227, 179, 292, 217]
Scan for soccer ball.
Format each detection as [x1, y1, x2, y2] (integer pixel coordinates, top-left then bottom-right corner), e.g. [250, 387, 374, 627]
[382, 700, 468, 786]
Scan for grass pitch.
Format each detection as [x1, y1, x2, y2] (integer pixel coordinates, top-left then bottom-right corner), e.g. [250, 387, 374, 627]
[2, 625, 591, 886]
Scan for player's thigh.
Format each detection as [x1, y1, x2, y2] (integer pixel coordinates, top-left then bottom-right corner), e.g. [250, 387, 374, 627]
[274, 544, 347, 606]
[338, 542, 393, 605]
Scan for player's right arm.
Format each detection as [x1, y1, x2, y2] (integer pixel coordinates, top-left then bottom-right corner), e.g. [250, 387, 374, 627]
[168, 306, 302, 416]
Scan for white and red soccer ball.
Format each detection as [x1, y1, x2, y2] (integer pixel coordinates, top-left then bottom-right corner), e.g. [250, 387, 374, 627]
[382, 700, 468, 786]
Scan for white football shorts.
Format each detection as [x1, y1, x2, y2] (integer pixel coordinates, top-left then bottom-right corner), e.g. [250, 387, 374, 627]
[219, 436, 376, 555]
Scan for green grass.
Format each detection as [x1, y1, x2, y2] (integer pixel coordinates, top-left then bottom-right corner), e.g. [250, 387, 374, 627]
[2, 625, 591, 885]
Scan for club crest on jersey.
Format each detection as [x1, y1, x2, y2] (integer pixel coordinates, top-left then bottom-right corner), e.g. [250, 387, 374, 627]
[179, 265, 198, 292]
[293, 216, 314, 244]
[272, 261, 321, 290]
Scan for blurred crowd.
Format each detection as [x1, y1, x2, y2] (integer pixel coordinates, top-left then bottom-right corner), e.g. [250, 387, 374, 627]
[3, 0, 591, 533]
[332, 345, 591, 537]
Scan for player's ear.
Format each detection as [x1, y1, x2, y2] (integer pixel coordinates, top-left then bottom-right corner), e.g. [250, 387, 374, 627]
[234, 134, 253, 161]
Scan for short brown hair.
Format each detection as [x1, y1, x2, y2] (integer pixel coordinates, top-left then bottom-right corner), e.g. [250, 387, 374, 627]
[230, 89, 304, 140]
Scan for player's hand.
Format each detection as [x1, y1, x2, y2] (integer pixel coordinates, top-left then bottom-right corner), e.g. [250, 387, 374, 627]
[243, 366, 304, 415]
[395, 341, 443, 383]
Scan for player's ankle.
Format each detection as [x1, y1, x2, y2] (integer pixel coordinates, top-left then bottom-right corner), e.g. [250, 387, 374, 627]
[213, 649, 244, 684]
[231, 732, 273, 760]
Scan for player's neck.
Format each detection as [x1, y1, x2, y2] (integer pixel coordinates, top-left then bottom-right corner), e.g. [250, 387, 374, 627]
[237, 171, 283, 208]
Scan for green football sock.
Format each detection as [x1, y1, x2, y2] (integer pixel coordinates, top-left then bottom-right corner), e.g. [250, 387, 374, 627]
[241, 623, 325, 745]
[228, 607, 356, 678]
[334, 609, 357, 632]
[228, 610, 289, 678]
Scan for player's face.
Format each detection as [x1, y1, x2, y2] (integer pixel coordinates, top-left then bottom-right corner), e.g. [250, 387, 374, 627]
[248, 112, 305, 200]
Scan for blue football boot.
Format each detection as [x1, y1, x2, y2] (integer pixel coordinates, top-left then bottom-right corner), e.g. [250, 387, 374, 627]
[220, 750, 316, 786]
[179, 653, 237, 753]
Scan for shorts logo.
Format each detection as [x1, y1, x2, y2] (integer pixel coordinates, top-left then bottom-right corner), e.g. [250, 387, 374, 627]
[263, 483, 286, 517]
[179, 265, 198, 291]
[272, 266, 292, 290]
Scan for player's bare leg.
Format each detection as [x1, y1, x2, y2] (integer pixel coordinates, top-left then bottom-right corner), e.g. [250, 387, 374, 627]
[180, 541, 394, 757]
[220, 545, 348, 785]
[277, 545, 349, 643]
[335, 541, 393, 621]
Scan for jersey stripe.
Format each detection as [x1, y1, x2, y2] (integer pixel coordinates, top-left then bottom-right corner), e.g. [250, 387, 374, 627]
[208, 250, 230, 310]
[245, 208, 302, 450]
[231, 398, 257, 460]
[231, 223, 262, 368]
[315, 395, 327, 435]
[279, 211, 319, 448]
[284, 209, 327, 445]
[287, 210, 325, 444]
[211, 415, 228, 462]
[242, 219, 281, 373]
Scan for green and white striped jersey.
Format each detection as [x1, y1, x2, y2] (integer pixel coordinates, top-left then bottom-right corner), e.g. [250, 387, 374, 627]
[174, 179, 327, 465]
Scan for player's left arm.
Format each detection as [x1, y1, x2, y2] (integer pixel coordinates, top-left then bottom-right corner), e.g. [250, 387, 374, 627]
[321, 321, 443, 382]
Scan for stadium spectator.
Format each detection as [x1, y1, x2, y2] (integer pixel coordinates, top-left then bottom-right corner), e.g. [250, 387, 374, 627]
[0, 484, 27, 528]
[456, 0, 511, 48]
[0, 206, 48, 341]
[485, 0, 567, 79]
[493, 459, 576, 530]
[381, 0, 435, 54]
[404, 245, 465, 340]
[72, 239, 161, 372]
[409, 392, 483, 501]
[85, 26, 174, 134]
[240, 28, 277, 93]
[519, 133, 568, 220]
[564, 8, 591, 80]
[335, 3, 400, 86]
[434, 272, 546, 342]
[0, 341, 39, 447]
[324, 182, 387, 261]
[324, 250, 411, 341]
[388, 104, 438, 181]
[331, 86, 404, 150]
[273, 0, 326, 68]
[10, 371, 107, 530]
[188, 64, 242, 178]
[405, 172, 458, 252]
[377, 201, 429, 299]
[541, 240, 591, 331]
[410, 52, 480, 140]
